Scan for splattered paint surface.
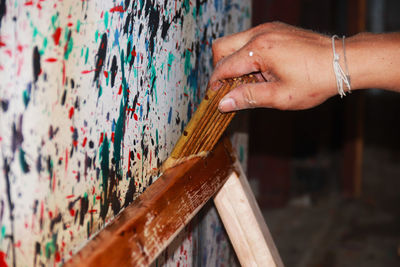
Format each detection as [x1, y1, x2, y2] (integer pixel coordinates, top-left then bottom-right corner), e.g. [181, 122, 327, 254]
[0, 0, 250, 266]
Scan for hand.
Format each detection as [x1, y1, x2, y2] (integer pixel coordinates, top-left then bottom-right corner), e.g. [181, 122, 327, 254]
[210, 22, 340, 112]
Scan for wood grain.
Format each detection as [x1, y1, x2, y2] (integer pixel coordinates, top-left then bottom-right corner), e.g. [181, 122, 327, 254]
[65, 138, 235, 267]
[162, 74, 258, 171]
[214, 161, 284, 267]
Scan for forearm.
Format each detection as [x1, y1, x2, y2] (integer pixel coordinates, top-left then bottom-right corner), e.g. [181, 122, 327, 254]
[347, 32, 400, 92]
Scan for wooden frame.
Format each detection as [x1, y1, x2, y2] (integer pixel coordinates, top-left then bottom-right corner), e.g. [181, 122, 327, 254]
[66, 138, 283, 266]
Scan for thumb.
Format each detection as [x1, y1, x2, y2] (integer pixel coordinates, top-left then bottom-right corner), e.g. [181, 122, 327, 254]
[218, 82, 281, 112]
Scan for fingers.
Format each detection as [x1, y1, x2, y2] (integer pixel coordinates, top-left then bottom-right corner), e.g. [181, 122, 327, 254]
[210, 41, 266, 86]
[212, 28, 255, 66]
[218, 82, 282, 112]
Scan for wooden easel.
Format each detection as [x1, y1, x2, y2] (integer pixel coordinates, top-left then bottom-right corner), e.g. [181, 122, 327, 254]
[66, 138, 283, 267]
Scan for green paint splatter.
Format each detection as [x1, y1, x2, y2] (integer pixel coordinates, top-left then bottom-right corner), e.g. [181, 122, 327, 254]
[51, 14, 58, 30]
[33, 27, 39, 38]
[42, 37, 48, 51]
[48, 157, 53, 179]
[45, 240, 56, 259]
[76, 20, 81, 32]
[95, 30, 99, 42]
[1, 225, 5, 241]
[184, 49, 192, 76]
[85, 47, 89, 64]
[98, 85, 103, 98]
[167, 52, 175, 80]
[19, 148, 30, 173]
[183, 0, 190, 14]
[64, 30, 74, 60]
[23, 90, 30, 107]
[156, 129, 159, 146]
[104, 11, 109, 29]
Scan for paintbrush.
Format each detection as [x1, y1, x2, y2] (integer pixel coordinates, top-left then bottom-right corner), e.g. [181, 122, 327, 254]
[161, 74, 258, 171]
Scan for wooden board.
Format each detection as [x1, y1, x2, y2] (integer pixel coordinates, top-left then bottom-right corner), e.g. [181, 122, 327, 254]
[214, 161, 284, 267]
[65, 138, 235, 266]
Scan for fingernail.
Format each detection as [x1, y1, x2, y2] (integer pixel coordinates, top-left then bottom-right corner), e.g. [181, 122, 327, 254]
[210, 80, 223, 91]
[219, 97, 236, 112]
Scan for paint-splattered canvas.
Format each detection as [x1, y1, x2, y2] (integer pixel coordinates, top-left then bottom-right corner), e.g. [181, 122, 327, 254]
[0, 0, 251, 266]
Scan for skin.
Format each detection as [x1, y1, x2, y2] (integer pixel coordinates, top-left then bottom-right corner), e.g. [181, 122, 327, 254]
[209, 22, 400, 112]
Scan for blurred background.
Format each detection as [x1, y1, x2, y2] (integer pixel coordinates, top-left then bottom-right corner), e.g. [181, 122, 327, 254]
[247, 0, 400, 266]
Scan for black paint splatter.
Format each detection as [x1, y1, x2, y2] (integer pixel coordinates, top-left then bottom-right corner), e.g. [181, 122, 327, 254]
[0, 0, 5, 27]
[93, 33, 108, 83]
[50, 213, 62, 232]
[123, 13, 131, 35]
[79, 195, 89, 226]
[110, 55, 118, 87]
[146, 3, 160, 58]
[11, 116, 23, 153]
[32, 46, 41, 83]
[34, 242, 41, 267]
[111, 191, 121, 215]
[61, 90, 67, 105]
[123, 178, 136, 208]
[1, 99, 9, 111]
[4, 159, 16, 267]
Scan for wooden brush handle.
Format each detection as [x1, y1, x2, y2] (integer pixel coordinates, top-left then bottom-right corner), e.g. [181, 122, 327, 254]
[162, 74, 258, 171]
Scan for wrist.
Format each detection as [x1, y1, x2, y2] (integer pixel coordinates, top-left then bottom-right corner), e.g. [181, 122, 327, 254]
[346, 32, 400, 91]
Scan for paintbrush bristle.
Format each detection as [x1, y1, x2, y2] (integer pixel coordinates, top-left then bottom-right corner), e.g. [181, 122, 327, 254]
[162, 74, 258, 171]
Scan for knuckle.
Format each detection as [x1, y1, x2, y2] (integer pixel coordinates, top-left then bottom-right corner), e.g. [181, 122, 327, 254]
[242, 87, 258, 108]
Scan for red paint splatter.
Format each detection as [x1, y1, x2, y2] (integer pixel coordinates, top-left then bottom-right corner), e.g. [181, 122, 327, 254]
[131, 48, 136, 57]
[45, 58, 57, 62]
[103, 71, 108, 78]
[111, 132, 115, 143]
[66, 195, 75, 199]
[0, 251, 8, 267]
[68, 107, 74, 119]
[67, 22, 73, 27]
[72, 140, 78, 147]
[109, 5, 125, 12]
[52, 171, 56, 191]
[98, 132, 104, 145]
[69, 208, 75, 216]
[0, 41, 6, 47]
[133, 113, 138, 121]
[82, 137, 87, 147]
[118, 84, 122, 95]
[24, 1, 34, 6]
[81, 69, 96, 74]
[137, 153, 141, 160]
[52, 27, 62, 45]
[88, 209, 97, 213]
[62, 61, 66, 85]
[95, 196, 101, 200]
[65, 148, 69, 172]
[55, 251, 61, 262]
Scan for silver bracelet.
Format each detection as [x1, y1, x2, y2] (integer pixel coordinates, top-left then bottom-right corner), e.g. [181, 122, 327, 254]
[332, 35, 351, 98]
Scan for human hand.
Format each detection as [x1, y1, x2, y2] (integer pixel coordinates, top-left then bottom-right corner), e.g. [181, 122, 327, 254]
[210, 22, 340, 112]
